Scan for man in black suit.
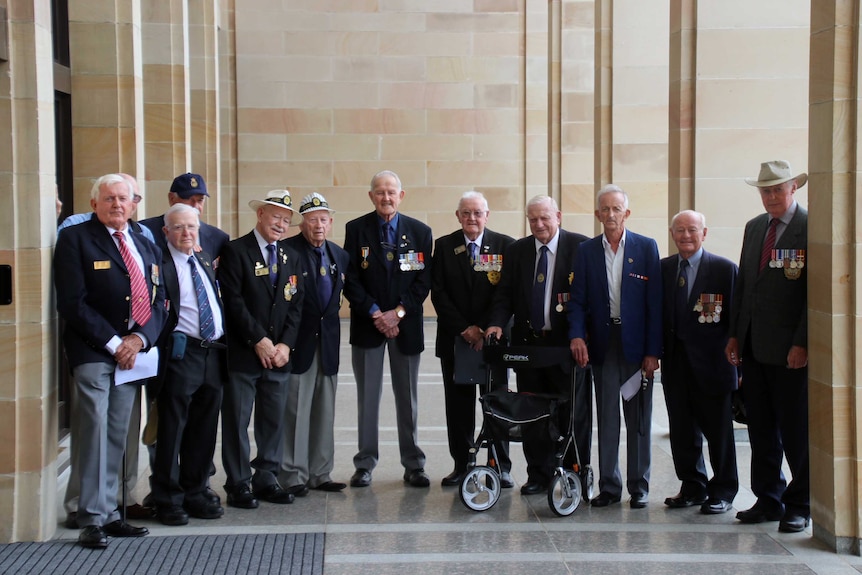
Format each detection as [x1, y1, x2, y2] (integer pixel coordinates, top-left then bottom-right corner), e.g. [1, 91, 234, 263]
[139, 172, 230, 263]
[280, 192, 349, 495]
[54, 173, 167, 548]
[219, 190, 304, 508]
[661, 210, 738, 515]
[343, 170, 433, 488]
[486, 196, 590, 495]
[150, 204, 226, 525]
[431, 191, 515, 488]
[726, 160, 809, 533]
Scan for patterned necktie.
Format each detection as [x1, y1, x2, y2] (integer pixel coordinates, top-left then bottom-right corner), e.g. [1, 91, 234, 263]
[266, 243, 277, 286]
[468, 242, 478, 264]
[759, 218, 778, 273]
[189, 255, 215, 341]
[530, 245, 549, 332]
[315, 246, 333, 307]
[675, 258, 690, 330]
[113, 231, 151, 326]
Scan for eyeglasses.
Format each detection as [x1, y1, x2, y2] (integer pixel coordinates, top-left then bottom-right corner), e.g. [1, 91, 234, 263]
[133, 194, 143, 204]
[168, 224, 199, 232]
[459, 210, 487, 218]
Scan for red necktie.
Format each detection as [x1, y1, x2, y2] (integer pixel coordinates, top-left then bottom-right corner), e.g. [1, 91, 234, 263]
[758, 218, 778, 273]
[114, 231, 152, 326]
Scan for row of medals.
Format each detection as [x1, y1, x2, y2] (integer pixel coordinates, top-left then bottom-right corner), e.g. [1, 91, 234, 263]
[358, 248, 425, 270]
[473, 254, 502, 286]
[769, 249, 805, 279]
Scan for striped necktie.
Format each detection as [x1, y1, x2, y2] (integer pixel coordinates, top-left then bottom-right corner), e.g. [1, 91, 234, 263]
[188, 255, 215, 341]
[113, 231, 151, 326]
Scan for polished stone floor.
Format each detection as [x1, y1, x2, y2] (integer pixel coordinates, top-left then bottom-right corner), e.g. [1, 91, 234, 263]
[55, 321, 862, 574]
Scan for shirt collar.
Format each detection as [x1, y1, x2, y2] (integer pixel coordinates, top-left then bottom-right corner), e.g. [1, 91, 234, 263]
[601, 228, 627, 250]
[464, 231, 484, 249]
[534, 228, 560, 254]
[680, 246, 704, 268]
[772, 200, 798, 227]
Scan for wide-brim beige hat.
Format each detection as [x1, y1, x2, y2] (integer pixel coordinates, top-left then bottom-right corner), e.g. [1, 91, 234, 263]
[744, 160, 807, 188]
[249, 189, 301, 224]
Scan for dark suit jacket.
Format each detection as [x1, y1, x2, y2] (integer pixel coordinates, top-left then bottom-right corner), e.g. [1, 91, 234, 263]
[343, 211, 432, 355]
[218, 231, 304, 374]
[489, 229, 588, 347]
[284, 234, 349, 376]
[728, 205, 807, 366]
[661, 250, 738, 394]
[568, 230, 663, 365]
[54, 214, 167, 368]
[431, 228, 515, 359]
[140, 215, 230, 261]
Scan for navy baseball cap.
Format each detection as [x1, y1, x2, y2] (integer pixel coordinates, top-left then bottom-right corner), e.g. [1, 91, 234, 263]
[170, 173, 209, 198]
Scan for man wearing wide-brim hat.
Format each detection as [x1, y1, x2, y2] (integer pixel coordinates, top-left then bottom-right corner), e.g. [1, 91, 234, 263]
[279, 192, 350, 495]
[218, 189, 305, 509]
[725, 160, 810, 533]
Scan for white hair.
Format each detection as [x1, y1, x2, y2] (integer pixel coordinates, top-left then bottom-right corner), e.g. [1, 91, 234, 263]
[596, 184, 629, 210]
[164, 203, 200, 227]
[670, 209, 706, 229]
[525, 195, 559, 213]
[458, 190, 489, 212]
[90, 174, 128, 201]
[370, 170, 402, 191]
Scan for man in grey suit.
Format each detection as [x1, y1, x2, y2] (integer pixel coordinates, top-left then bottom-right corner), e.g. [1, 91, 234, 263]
[726, 160, 809, 533]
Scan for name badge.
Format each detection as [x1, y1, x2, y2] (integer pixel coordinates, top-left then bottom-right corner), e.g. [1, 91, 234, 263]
[93, 260, 111, 270]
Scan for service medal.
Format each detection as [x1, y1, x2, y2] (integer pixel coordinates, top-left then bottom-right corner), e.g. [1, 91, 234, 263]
[555, 304, 563, 313]
[487, 270, 500, 285]
[537, 273, 545, 283]
[361, 260, 369, 269]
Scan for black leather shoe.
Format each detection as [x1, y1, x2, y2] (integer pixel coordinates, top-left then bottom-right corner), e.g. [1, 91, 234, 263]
[183, 498, 224, 520]
[630, 493, 649, 509]
[350, 469, 372, 488]
[499, 472, 514, 489]
[226, 484, 259, 509]
[664, 492, 708, 508]
[64, 512, 78, 530]
[286, 484, 310, 497]
[441, 469, 467, 487]
[123, 503, 155, 520]
[204, 487, 221, 504]
[78, 525, 108, 549]
[520, 481, 546, 495]
[255, 484, 295, 504]
[157, 505, 190, 526]
[311, 481, 347, 492]
[701, 498, 733, 515]
[779, 512, 810, 533]
[103, 520, 148, 537]
[404, 468, 431, 487]
[736, 503, 783, 524]
[591, 492, 621, 507]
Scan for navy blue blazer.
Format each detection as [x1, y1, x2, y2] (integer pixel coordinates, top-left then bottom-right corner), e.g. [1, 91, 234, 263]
[568, 230, 663, 365]
[488, 229, 588, 347]
[431, 228, 515, 359]
[140, 215, 230, 261]
[660, 250, 738, 394]
[343, 211, 432, 356]
[284, 234, 348, 376]
[218, 231, 304, 374]
[54, 214, 168, 368]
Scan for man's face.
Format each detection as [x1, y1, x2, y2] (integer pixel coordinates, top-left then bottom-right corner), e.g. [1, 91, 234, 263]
[300, 211, 332, 247]
[758, 181, 795, 218]
[456, 198, 488, 241]
[91, 180, 133, 230]
[369, 175, 403, 220]
[164, 210, 200, 254]
[595, 192, 630, 234]
[171, 193, 207, 214]
[670, 213, 707, 259]
[527, 201, 561, 244]
[256, 205, 291, 244]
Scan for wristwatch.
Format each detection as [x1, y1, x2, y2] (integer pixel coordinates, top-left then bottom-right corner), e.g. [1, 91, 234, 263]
[396, 307, 406, 319]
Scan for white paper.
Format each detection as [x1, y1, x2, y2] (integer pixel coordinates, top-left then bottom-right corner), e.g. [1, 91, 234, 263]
[114, 347, 159, 385]
[620, 369, 642, 401]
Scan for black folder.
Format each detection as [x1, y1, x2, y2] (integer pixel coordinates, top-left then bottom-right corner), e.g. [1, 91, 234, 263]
[453, 337, 485, 385]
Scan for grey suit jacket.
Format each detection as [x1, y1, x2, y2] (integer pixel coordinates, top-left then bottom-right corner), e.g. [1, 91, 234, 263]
[728, 205, 807, 366]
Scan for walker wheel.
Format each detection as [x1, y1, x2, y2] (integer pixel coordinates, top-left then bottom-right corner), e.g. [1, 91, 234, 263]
[548, 469, 581, 516]
[459, 466, 502, 512]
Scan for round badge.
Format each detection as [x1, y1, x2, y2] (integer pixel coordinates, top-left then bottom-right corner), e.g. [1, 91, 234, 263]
[361, 261, 369, 269]
[555, 304, 563, 313]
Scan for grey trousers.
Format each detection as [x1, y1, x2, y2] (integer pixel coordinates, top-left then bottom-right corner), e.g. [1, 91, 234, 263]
[351, 340, 426, 472]
[280, 347, 338, 488]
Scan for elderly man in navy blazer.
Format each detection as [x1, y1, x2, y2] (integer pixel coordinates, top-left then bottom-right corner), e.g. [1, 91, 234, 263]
[55, 173, 167, 548]
[279, 192, 349, 495]
[343, 170, 433, 488]
[726, 161, 809, 533]
[569, 184, 662, 509]
[219, 190, 304, 509]
[661, 210, 739, 515]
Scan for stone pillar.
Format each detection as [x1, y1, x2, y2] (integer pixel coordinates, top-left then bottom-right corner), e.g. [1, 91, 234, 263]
[807, 0, 860, 554]
[0, 0, 62, 542]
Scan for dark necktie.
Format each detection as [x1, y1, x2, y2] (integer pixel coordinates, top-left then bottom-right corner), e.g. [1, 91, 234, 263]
[113, 231, 151, 326]
[266, 243, 277, 287]
[759, 218, 778, 273]
[675, 258, 690, 331]
[530, 245, 549, 332]
[188, 256, 215, 341]
[468, 242, 478, 265]
[382, 223, 394, 275]
[315, 246, 333, 307]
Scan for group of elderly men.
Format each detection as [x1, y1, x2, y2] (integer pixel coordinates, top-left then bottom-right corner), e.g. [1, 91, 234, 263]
[55, 159, 810, 549]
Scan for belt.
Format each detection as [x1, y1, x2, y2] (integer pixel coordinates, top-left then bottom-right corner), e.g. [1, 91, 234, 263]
[186, 335, 227, 350]
[610, 317, 622, 325]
